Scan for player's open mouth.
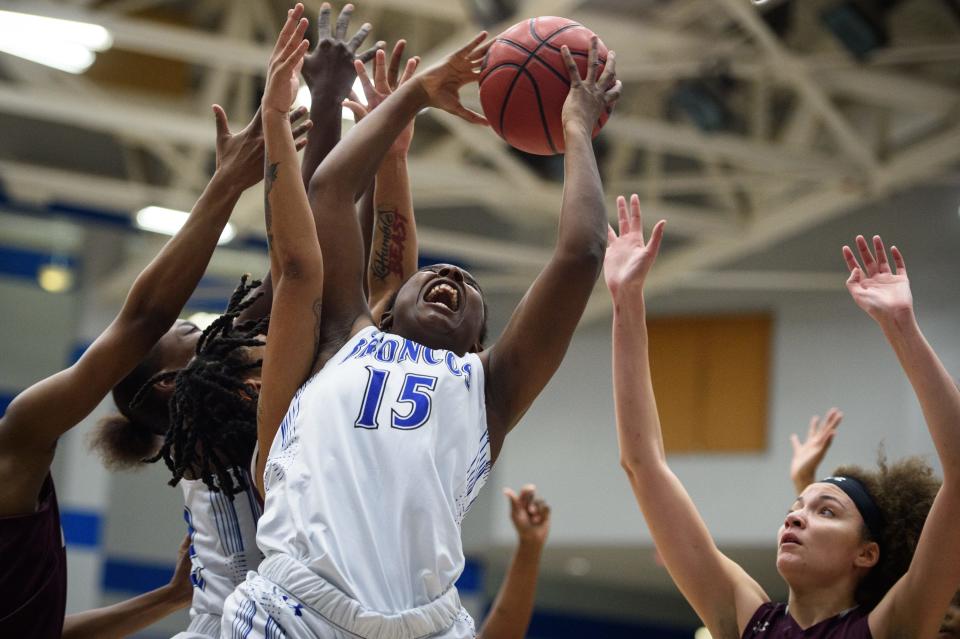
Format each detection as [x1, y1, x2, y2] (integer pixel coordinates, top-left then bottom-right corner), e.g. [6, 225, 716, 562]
[424, 281, 460, 311]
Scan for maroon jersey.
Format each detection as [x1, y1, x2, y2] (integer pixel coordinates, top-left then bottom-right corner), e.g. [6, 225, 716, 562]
[0, 475, 67, 638]
[743, 603, 872, 639]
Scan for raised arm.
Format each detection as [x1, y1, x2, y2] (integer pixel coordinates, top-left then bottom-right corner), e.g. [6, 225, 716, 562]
[481, 40, 619, 454]
[0, 105, 263, 516]
[343, 42, 421, 321]
[607, 195, 766, 636]
[255, 6, 325, 492]
[789, 408, 842, 495]
[244, 4, 371, 325]
[298, 2, 380, 188]
[478, 486, 550, 639]
[840, 237, 960, 639]
[229, 105, 311, 325]
[306, 31, 489, 341]
[61, 537, 192, 639]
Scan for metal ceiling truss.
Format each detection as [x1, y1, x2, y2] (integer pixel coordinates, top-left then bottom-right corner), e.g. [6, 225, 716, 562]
[0, 0, 957, 317]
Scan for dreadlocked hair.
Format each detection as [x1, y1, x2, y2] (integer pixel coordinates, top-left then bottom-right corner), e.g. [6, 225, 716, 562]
[142, 275, 268, 498]
[832, 448, 940, 610]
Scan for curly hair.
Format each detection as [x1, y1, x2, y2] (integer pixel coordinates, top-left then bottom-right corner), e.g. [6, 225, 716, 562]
[832, 450, 941, 610]
[90, 340, 171, 468]
[143, 275, 267, 498]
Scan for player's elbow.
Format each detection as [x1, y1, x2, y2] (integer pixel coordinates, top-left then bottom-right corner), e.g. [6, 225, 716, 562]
[307, 165, 350, 205]
[556, 231, 605, 278]
[276, 252, 322, 282]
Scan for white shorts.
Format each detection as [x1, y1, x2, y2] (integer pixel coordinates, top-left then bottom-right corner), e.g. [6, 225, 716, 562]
[172, 612, 221, 638]
[220, 554, 475, 639]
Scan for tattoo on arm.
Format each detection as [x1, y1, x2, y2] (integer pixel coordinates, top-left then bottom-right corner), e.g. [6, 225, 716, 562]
[264, 158, 280, 249]
[371, 207, 408, 282]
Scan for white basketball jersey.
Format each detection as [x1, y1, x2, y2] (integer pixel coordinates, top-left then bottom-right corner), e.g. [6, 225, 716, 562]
[181, 468, 264, 621]
[256, 326, 491, 613]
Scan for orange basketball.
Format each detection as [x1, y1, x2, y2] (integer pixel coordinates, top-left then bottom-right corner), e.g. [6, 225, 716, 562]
[479, 16, 610, 156]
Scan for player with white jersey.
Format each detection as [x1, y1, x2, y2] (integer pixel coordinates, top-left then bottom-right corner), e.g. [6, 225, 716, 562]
[255, 326, 490, 614]
[223, 4, 619, 637]
[174, 469, 264, 639]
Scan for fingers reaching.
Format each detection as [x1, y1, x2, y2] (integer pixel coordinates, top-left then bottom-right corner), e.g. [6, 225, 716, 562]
[647, 220, 666, 258]
[457, 31, 489, 58]
[399, 56, 419, 85]
[453, 103, 488, 126]
[316, 2, 331, 39]
[354, 58, 375, 100]
[560, 45, 582, 86]
[291, 116, 313, 140]
[212, 104, 230, 139]
[872, 235, 891, 273]
[373, 48, 389, 93]
[358, 41, 385, 63]
[629, 194, 643, 240]
[890, 246, 906, 274]
[347, 22, 372, 54]
[334, 3, 354, 41]
[387, 40, 406, 89]
[586, 35, 599, 84]
[616, 195, 629, 236]
[275, 4, 306, 57]
[468, 38, 493, 64]
[342, 99, 367, 121]
[598, 50, 616, 89]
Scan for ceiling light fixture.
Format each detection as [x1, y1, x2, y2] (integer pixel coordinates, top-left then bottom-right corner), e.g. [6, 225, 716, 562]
[0, 10, 112, 74]
[135, 206, 236, 245]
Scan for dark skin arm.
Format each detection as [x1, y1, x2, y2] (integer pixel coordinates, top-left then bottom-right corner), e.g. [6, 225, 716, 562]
[479, 487, 550, 639]
[343, 42, 421, 323]
[61, 537, 192, 639]
[299, 2, 380, 188]
[256, 7, 325, 494]
[0, 102, 276, 517]
[306, 31, 490, 362]
[242, 2, 377, 326]
[480, 41, 621, 461]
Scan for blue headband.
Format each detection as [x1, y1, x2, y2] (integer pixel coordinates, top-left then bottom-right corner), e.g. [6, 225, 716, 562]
[821, 476, 884, 541]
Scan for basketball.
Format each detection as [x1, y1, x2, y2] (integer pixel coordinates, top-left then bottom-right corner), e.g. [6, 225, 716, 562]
[479, 16, 610, 156]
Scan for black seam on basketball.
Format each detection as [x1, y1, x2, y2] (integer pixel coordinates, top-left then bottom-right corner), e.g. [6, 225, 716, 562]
[478, 62, 527, 88]
[529, 52, 609, 87]
[519, 66, 558, 155]
[528, 17, 583, 44]
[486, 17, 591, 148]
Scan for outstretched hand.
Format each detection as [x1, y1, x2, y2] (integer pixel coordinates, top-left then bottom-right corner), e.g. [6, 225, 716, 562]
[301, 2, 383, 99]
[263, 4, 310, 116]
[415, 31, 491, 125]
[842, 235, 913, 325]
[168, 534, 194, 607]
[560, 37, 620, 134]
[505, 485, 551, 546]
[213, 104, 311, 191]
[603, 194, 666, 301]
[344, 41, 420, 153]
[790, 408, 843, 491]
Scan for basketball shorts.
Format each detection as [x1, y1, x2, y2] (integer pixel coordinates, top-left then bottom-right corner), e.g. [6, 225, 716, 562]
[220, 554, 475, 639]
[172, 612, 222, 638]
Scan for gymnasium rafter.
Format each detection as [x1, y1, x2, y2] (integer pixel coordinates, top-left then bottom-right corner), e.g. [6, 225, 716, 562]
[0, 0, 957, 320]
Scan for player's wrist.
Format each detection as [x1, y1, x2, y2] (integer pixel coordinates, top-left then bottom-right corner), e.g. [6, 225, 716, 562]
[516, 534, 547, 552]
[562, 118, 592, 138]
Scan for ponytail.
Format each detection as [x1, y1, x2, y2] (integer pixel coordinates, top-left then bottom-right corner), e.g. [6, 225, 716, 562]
[89, 413, 162, 470]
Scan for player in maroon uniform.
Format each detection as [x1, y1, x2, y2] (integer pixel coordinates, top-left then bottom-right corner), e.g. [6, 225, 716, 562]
[606, 194, 959, 639]
[0, 101, 306, 637]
